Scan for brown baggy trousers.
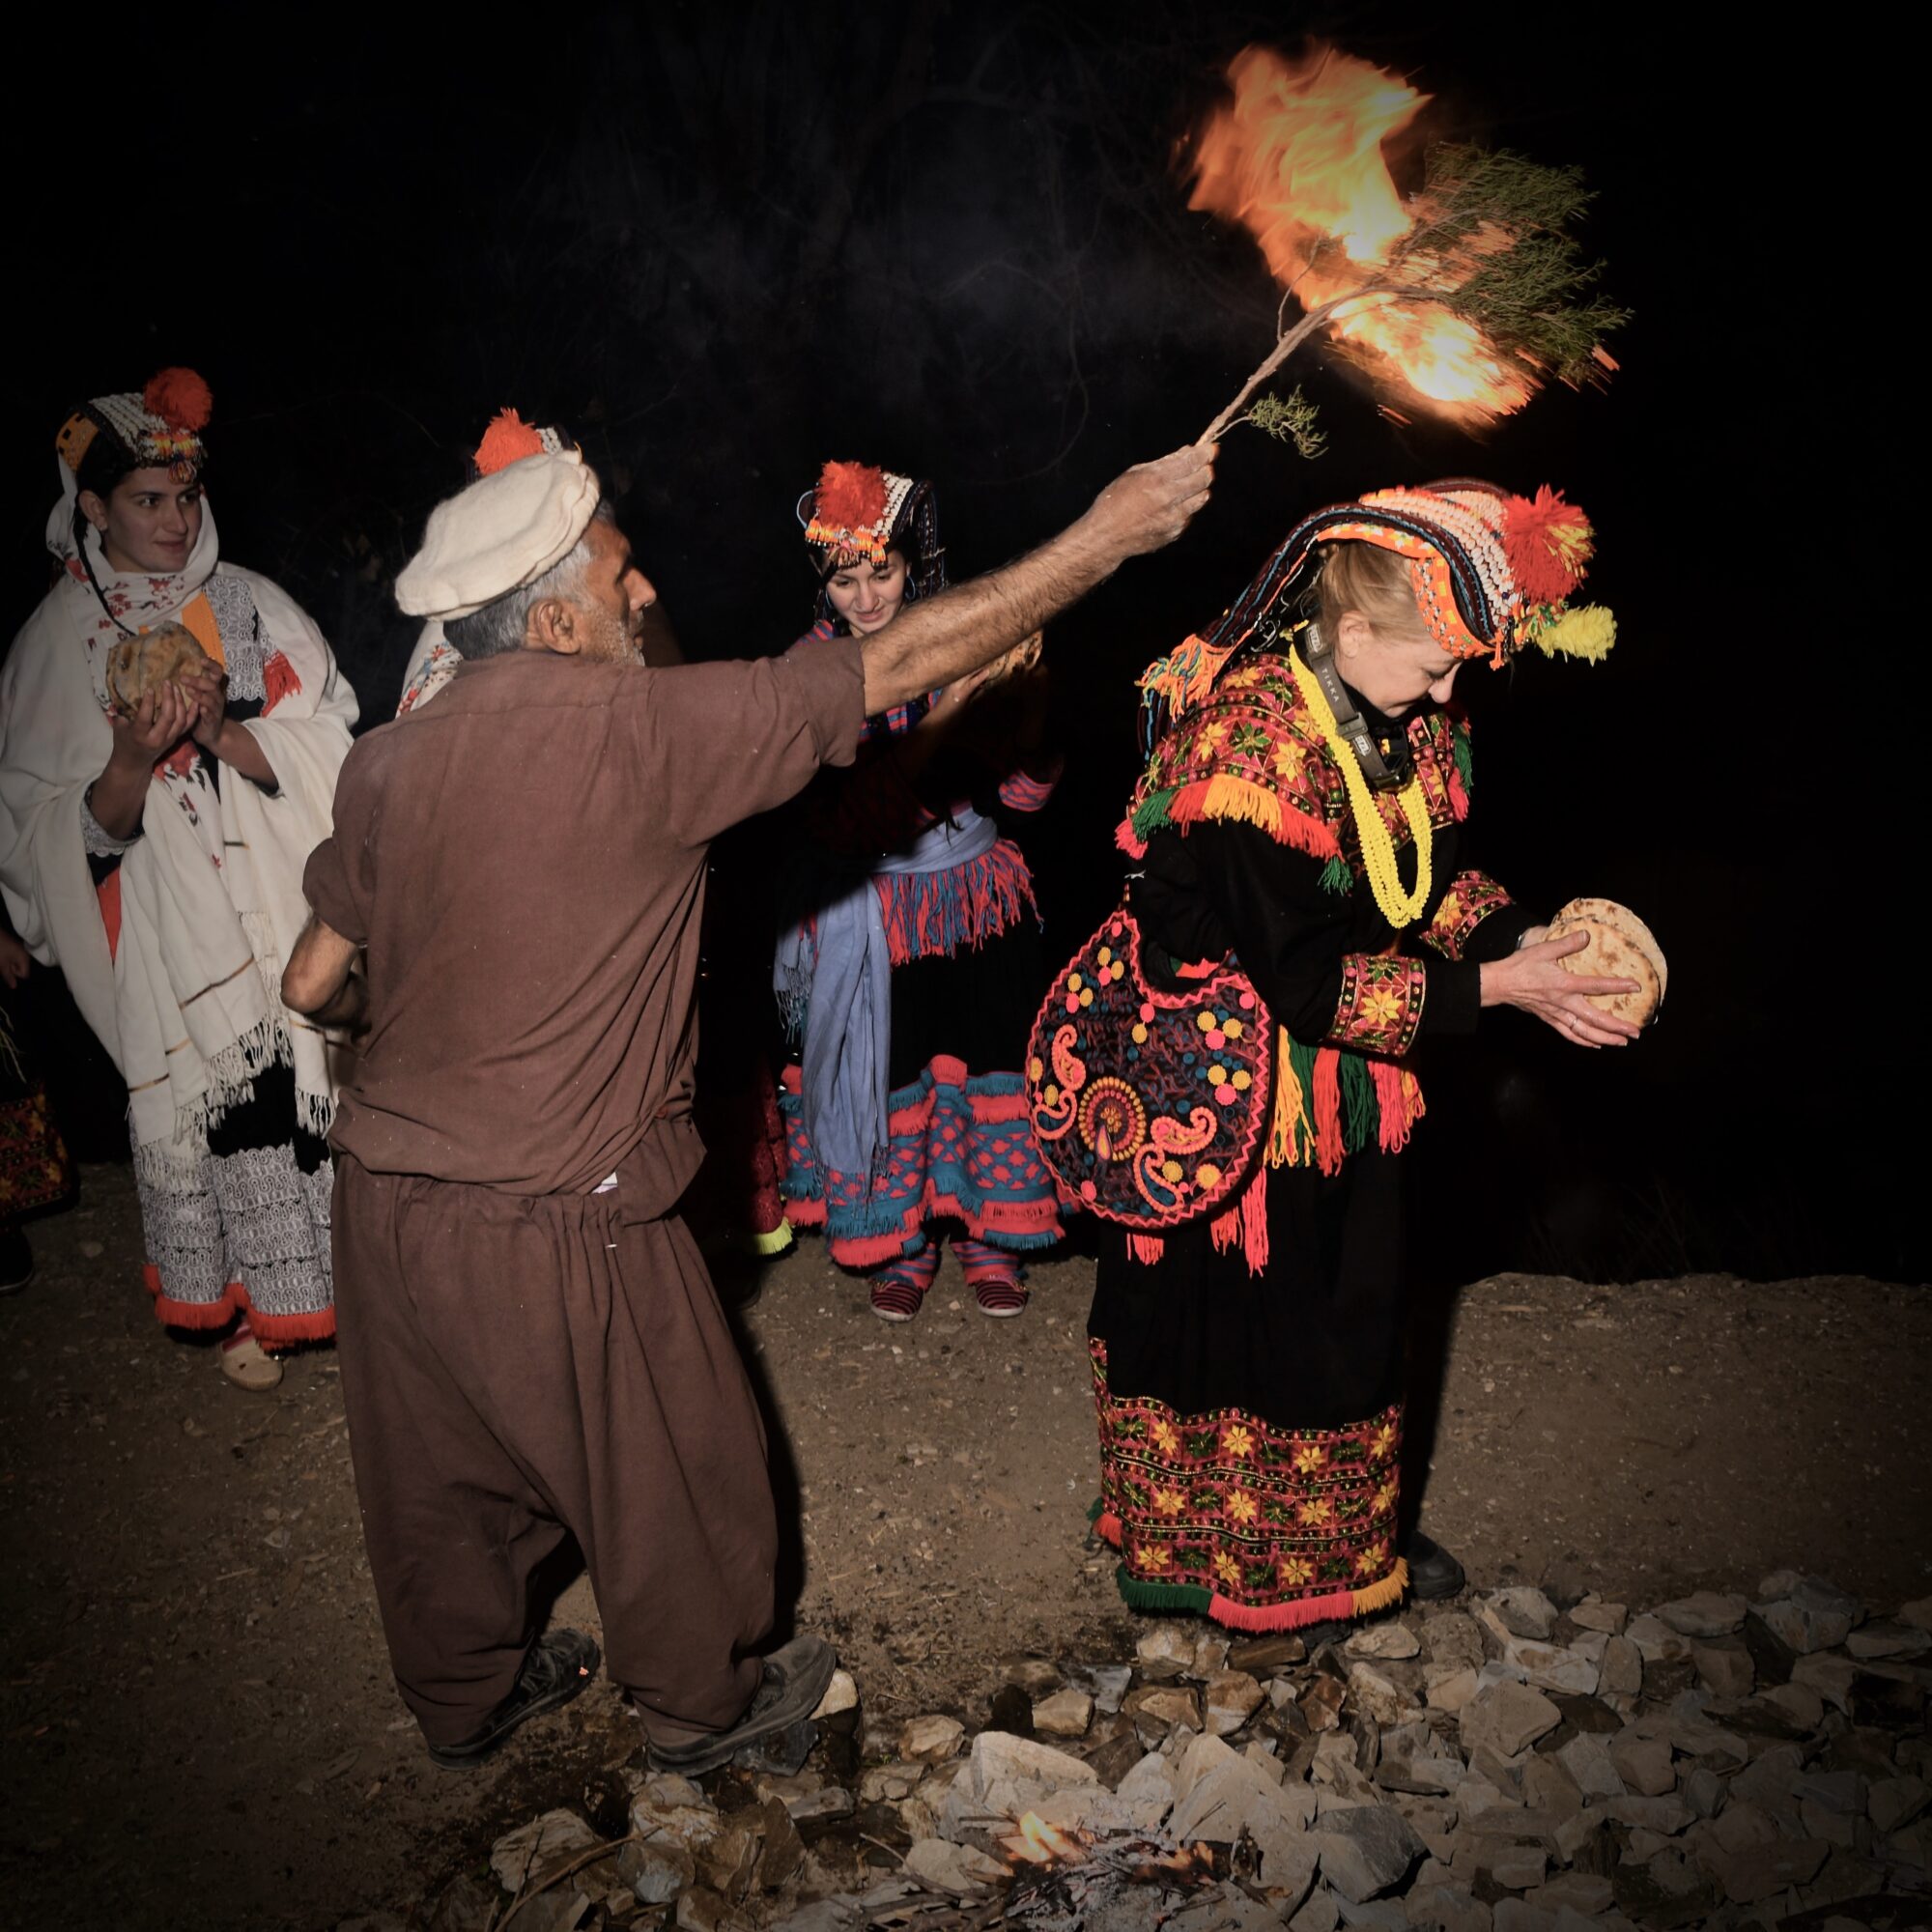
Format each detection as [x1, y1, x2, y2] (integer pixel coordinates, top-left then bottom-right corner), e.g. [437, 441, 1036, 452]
[330, 1155, 773, 1747]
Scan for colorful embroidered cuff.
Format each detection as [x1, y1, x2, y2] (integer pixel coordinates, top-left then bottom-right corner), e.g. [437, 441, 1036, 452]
[79, 788, 141, 857]
[998, 755, 1064, 813]
[1327, 952, 1426, 1058]
[1420, 869, 1514, 961]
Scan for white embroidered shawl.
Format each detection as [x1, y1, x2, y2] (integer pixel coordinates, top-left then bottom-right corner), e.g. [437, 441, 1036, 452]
[0, 499, 358, 1185]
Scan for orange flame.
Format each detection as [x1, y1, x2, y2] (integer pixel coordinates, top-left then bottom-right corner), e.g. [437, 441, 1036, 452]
[1188, 43, 1531, 420]
[1007, 1811, 1085, 1864]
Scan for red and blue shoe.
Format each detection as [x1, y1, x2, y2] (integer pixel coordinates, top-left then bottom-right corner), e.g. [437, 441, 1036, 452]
[954, 1239, 1029, 1319]
[867, 1244, 939, 1323]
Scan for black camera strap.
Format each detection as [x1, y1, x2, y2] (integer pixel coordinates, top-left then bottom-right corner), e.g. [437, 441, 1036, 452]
[1294, 620, 1411, 791]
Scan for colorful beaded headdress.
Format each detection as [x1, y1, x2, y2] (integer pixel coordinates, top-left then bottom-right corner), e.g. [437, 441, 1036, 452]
[1293, 482, 1610, 669]
[56, 368, 212, 483]
[797, 461, 947, 602]
[1139, 480, 1613, 748]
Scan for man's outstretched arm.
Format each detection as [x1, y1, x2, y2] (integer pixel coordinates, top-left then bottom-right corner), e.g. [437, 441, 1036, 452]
[858, 443, 1214, 716]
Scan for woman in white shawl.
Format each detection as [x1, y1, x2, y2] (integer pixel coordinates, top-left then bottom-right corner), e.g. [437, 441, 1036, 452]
[0, 370, 357, 1388]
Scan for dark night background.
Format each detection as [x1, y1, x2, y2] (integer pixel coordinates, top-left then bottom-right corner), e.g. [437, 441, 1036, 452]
[6, 4, 1909, 1286]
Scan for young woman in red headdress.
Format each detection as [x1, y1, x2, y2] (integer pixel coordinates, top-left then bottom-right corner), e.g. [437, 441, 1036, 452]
[776, 464, 1066, 1321]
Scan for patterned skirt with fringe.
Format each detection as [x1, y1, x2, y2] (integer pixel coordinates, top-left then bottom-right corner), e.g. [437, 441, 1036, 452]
[137, 1061, 334, 1347]
[780, 1055, 1064, 1268]
[780, 903, 1065, 1270]
[1088, 1145, 1409, 1628]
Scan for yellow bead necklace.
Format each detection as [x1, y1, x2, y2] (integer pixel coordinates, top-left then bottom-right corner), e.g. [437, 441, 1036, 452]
[1289, 650, 1434, 927]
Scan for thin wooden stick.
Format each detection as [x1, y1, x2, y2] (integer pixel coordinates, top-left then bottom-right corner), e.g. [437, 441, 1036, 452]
[1199, 282, 1435, 442]
[1198, 302, 1341, 443]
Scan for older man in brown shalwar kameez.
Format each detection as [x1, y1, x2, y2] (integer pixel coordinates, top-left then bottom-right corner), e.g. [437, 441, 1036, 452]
[284, 435, 1212, 1772]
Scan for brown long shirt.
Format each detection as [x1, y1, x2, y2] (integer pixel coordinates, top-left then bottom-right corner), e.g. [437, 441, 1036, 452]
[304, 638, 865, 1210]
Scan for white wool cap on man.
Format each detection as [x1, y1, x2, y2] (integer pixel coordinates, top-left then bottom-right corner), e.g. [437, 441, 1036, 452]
[396, 450, 601, 621]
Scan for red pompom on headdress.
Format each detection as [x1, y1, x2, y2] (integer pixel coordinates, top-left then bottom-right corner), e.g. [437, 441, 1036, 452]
[1502, 486, 1594, 607]
[143, 367, 213, 435]
[814, 460, 890, 533]
[473, 407, 549, 477]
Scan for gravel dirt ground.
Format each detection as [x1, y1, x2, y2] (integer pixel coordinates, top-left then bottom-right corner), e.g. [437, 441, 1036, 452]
[1, 1163, 1925, 1929]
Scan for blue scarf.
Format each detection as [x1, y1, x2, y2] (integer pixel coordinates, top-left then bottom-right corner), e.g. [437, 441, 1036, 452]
[775, 807, 999, 1187]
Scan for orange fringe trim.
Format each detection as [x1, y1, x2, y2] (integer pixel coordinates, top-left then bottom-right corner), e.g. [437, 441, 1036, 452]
[143, 1264, 336, 1349]
[1115, 779, 1338, 864]
[1204, 1558, 1410, 1632]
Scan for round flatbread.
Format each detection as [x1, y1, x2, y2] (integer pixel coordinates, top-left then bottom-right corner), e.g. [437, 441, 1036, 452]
[1547, 896, 1666, 1026]
[104, 623, 214, 718]
[1556, 896, 1667, 1000]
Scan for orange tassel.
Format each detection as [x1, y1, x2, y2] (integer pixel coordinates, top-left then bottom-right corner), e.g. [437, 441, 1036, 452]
[144, 367, 213, 433]
[473, 407, 548, 475]
[814, 460, 889, 530]
[1372, 1060, 1410, 1151]
[1209, 1202, 1240, 1254]
[1127, 1233, 1166, 1265]
[1313, 1049, 1345, 1176]
[262, 650, 301, 716]
[1240, 1164, 1269, 1272]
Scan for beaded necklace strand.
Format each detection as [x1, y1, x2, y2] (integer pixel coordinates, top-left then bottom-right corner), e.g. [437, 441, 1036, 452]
[1288, 650, 1434, 927]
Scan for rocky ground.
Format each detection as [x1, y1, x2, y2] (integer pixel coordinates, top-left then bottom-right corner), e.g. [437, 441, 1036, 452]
[0, 1163, 1927, 1932]
[428, 1570, 1932, 1932]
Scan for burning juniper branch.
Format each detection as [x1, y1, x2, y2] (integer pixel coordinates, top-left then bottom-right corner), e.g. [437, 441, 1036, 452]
[1190, 44, 1628, 447]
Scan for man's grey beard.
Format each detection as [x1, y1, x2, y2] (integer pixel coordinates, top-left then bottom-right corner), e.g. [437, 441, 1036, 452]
[589, 606, 644, 666]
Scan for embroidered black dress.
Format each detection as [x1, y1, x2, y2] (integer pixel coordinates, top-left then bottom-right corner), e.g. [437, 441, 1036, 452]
[1085, 652, 1533, 1630]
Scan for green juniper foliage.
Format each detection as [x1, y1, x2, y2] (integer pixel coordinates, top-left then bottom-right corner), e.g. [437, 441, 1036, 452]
[1217, 142, 1626, 449]
[1392, 144, 1629, 388]
[1241, 387, 1327, 459]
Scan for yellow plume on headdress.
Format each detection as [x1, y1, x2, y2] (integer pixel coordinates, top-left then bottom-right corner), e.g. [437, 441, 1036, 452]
[1530, 603, 1616, 663]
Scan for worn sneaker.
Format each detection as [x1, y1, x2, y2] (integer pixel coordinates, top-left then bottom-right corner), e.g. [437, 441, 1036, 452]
[425, 1628, 601, 1771]
[645, 1634, 838, 1777]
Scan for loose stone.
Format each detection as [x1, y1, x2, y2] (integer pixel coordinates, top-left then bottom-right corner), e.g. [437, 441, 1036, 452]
[1348, 1621, 1423, 1661]
[1123, 1683, 1203, 1733]
[1314, 1804, 1426, 1903]
[1568, 1601, 1628, 1635]
[1487, 1843, 1547, 1889]
[1486, 1588, 1561, 1642]
[1653, 1591, 1747, 1638]
[1690, 1640, 1754, 1700]
[1031, 1687, 1094, 1738]
[1460, 1681, 1563, 1759]
[1598, 1635, 1642, 1701]
[1000, 1655, 1064, 1697]
[810, 1669, 859, 1719]
[899, 1714, 965, 1761]
[1205, 1668, 1265, 1736]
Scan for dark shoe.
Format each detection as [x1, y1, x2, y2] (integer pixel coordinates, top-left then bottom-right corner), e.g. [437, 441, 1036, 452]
[645, 1634, 838, 1777]
[1404, 1530, 1466, 1602]
[425, 1628, 601, 1771]
[0, 1226, 32, 1294]
[1292, 1617, 1357, 1651]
